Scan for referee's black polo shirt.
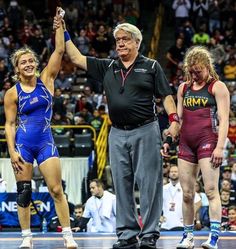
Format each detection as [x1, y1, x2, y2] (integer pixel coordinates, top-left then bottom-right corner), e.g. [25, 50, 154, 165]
[87, 54, 172, 126]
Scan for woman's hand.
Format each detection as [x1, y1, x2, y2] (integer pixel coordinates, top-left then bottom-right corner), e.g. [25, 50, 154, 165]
[210, 147, 223, 168]
[10, 151, 25, 174]
[53, 7, 65, 30]
[166, 122, 180, 141]
[161, 136, 172, 158]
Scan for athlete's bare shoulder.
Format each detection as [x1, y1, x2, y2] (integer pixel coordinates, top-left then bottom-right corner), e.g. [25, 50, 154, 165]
[211, 80, 229, 95]
[4, 85, 17, 102]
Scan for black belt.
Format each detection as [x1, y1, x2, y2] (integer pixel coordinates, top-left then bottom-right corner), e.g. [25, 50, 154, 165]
[112, 116, 157, 130]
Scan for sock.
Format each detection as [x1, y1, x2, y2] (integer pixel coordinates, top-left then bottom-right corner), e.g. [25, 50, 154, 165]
[62, 227, 72, 236]
[22, 229, 32, 237]
[184, 224, 194, 234]
[210, 221, 221, 238]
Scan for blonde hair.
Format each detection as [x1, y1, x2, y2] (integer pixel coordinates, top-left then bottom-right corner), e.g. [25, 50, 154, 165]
[10, 47, 39, 82]
[113, 23, 142, 50]
[183, 46, 219, 83]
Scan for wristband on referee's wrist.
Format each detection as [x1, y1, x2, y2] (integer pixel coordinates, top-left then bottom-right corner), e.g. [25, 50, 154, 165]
[168, 113, 179, 123]
[64, 31, 71, 42]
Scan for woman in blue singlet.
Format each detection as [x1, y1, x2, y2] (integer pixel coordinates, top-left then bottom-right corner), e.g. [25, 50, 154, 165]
[4, 7, 78, 249]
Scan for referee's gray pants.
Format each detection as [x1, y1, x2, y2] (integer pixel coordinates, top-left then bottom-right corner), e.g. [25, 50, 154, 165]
[109, 120, 163, 240]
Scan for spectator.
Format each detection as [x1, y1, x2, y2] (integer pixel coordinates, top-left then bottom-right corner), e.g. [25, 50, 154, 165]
[180, 20, 195, 47]
[166, 37, 186, 80]
[73, 29, 90, 56]
[228, 117, 236, 144]
[192, 24, 210, 45]
[19, 19, 33, 45]
[7, 0, 22, 33]
[51, 112, 70, 136]
[53, 88, 67, 117]
[0, 3, 6, 30]
[85, 21, 96, 43]
[221, 166, 233, 182]
[60, 53, 77, 77]
[90, 109, 103, 134]
[0, 80, 11, 124]
[65, 4, 78, 31]
[223, 56, 236, 80]
[75, 95, 94, 118]
[0, 80, 11, 157]
[211, 28, 224, 45]
[0, 58, 8, 88]
[221, 189, 232, 229]
[172, 0, 191, 29]
[228, 205, 236, 231]
[26, 27, 48, 62]
[73, 115, 90, 135]
[231, 161, 236, 181]
[161, 165, 201, 231]
[113, 0, 124, 14]
[195, 180, 210, 228]
[209, 37, 225, 76]
[54, 70, 73, 92]
[74, 204, 84, 219]
[221, 137, 233, 167]
[92, 25, 110, 58]
[72, 204, 86, 232]
[192, 0, 209, 29]
[24, 9, 36, 25]
[220, 178, 236, 205]
[83, 85, 98, 109]
[123, 3, 140, 25]
[76, 179, 116, 233]
[0, 31, 10, 60]
[222, 28, 235, 48]
[208, 0, 221, 33]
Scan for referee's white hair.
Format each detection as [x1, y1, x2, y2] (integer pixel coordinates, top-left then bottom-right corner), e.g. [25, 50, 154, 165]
[113, 23, 142, 49]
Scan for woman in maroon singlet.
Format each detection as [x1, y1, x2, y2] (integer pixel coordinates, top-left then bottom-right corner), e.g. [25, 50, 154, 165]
[176, 46, 230, 249]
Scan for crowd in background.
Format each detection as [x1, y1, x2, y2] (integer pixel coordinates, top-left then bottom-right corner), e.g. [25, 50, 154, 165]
[0, 0, 236, 232]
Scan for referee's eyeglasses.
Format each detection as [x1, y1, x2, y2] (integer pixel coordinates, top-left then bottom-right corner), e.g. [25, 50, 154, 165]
[115, 36, 133, 44]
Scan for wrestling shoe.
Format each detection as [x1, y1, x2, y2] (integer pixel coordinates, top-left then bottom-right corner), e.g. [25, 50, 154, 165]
[176, 233, 194, 249]
[113, 237, 139, 249]
[19, 236, 33, 249]
[201, 233, 218, 249]
[63, 234, 78, 249]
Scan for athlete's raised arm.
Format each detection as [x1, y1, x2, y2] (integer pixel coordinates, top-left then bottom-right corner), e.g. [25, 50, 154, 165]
[41, 7, 65, 94]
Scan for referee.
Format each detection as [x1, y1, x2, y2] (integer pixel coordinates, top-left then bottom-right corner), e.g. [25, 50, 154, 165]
[54, 16, 179, 249]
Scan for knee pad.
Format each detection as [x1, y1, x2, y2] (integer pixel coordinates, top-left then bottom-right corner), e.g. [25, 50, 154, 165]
[16, 181, 32, 208]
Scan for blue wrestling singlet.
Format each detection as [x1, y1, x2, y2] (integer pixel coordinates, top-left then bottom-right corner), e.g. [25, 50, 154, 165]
[15, 78, 59, 165]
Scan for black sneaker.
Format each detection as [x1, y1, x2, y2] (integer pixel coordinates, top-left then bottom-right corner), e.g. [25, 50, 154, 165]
[140, 234, 159, 249]
[113, 237, 139, 249]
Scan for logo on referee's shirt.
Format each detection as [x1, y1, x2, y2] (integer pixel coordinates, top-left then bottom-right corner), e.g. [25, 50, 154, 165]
[134, 68, 147, 73]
